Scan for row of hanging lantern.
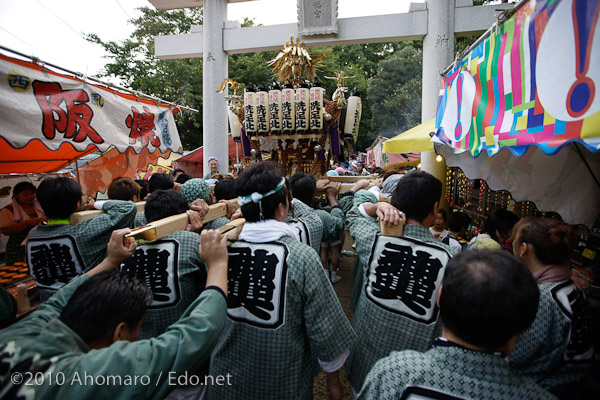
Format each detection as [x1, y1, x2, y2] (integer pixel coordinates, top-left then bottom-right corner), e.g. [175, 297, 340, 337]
[219, 35, 365, 175]
[220, 35, 362, 150]
[241, 80, 362, 142]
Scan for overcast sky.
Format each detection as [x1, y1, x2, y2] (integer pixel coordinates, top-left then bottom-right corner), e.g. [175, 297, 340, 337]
[0, 0, 419, 85]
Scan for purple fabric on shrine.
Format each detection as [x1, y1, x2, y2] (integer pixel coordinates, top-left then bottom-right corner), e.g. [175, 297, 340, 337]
[329, 123, 341, 156]
[241, 127, 251, 156]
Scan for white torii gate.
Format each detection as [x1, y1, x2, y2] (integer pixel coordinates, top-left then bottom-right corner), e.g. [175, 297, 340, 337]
[149, 0, 511, 178]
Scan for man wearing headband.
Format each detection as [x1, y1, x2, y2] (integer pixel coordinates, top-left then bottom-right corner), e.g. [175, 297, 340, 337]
[204, 157, 220, 179]
[208, 162, 356, 400]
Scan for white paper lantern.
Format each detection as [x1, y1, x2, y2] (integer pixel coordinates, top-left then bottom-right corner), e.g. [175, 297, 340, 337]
[244, 89, 257, 135]
[309, 86, 324, 132]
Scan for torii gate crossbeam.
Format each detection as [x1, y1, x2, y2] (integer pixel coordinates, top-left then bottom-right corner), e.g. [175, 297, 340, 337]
[150, 0, 511, 178]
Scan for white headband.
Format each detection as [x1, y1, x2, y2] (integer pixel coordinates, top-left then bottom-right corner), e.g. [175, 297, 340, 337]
[237, 177, 286, 206]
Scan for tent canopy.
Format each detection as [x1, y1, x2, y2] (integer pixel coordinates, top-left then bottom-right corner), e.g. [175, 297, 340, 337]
[383, 119, 435, 154]
[433, 0, 600, 157]
[0, 136, 97, 174]
[175, 134, 241, 177]
[366, 136, 420, 169]
[437, 143, 600, 227]
[0, 51, 183, 174]
[432, 0, 600, 227]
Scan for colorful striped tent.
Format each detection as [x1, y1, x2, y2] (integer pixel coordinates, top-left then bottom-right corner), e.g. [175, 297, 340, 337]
[433, 0, 600, 227]
[434, 0, 600, 157]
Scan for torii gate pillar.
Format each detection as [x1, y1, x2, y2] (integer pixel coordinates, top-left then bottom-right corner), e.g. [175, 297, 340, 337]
[203, 0, 229, 176]
[150, 0, 510, 181]
[421, 0, 455, 203]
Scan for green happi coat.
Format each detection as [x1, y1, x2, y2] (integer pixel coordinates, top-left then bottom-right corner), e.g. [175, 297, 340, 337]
[120, 230, 207, 339]
[358, 340, 555, 400]
[208, 236, 356, 399]
[346, 190, 382, 311]
[26, 200, 137, 301]
[345, 203, 457, 391]
[315, 206, 345, 243]
[287, 199, 323, 254]
[0, 274, 227, 400]
[510, 280, 594, 390]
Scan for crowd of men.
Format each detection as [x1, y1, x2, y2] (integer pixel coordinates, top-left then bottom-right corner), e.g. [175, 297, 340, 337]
[0, 161, 596, 400]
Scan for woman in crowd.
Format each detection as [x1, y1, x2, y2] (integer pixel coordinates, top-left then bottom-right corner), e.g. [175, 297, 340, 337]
[510, 217, 594, 399]
[0, 182, 46, 264]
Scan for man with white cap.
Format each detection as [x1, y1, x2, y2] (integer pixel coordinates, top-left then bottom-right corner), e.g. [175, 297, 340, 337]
[204, 157, 220, 179]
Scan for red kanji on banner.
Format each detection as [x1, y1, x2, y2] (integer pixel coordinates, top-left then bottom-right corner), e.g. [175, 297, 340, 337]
[32, 81, 103, 143]
[126, 106, 160, 147]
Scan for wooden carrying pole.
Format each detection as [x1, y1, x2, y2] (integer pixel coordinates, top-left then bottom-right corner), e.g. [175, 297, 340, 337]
[124, 200, 240, 243]
[70, 202, 146, 225]
[379, 219, 404, 237]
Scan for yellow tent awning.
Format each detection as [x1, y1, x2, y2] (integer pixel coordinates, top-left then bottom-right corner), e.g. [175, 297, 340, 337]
[383, 119, 436, 153]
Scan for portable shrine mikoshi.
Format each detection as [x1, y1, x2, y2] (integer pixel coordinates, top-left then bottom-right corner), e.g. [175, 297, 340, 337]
[218, 35, 362, 177]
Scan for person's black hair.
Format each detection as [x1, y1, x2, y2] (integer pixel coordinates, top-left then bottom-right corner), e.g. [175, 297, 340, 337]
[134, 179, 149, 200]
[484, 209, 520, 242]
[175, 173, 192, 184]
[214, 178, 236, 201]
[36, 176, 83, 219]
[447, 211, 471, 232]
[289, 172, 316, 206]
[13, 181, 36, 197]
[234, 162, 288, 223]
[437, 209, 447, 220]
[144, 189, 189, 222]
[107, 177, 141, 201]
[372, 167, 386, 176]
[148, 173, 174, 193]
[440, 250, 539, 350]
[59, 270, 152, 344]
[172, 168, 185, 177]
[391, 171, 441, 223]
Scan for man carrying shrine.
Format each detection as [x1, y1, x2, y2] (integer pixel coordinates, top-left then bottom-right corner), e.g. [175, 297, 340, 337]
[358, 250, 554, 400]
[26, 175, 137, 301]
[121, 189, 209, 339]
[288, 172, 345, 283]
[345, 171, 457, 394]
[208, 162, 356, 400]
[0, 228, 229, 399]
[284, 176, 324, 255]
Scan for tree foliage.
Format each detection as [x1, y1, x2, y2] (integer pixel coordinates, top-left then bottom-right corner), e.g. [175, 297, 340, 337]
[87, 7, 205, 149]
[87, 7, 423, 152]
[367, 46, 422, 142]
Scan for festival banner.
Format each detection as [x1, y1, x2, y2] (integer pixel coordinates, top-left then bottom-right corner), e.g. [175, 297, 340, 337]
[0, 53, 183, 157]
[434, 0, 600, 157]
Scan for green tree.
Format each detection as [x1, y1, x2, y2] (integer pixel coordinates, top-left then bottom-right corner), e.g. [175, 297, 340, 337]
[87, 7, 205, 150]
[366, 46, 422, 142]
[87, 6, 422, 152]
[311, 42, 421, 151]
